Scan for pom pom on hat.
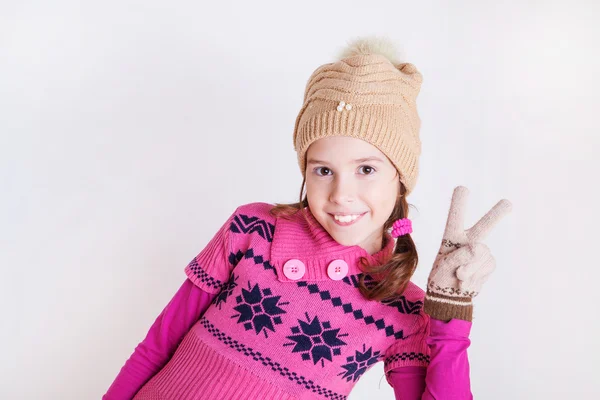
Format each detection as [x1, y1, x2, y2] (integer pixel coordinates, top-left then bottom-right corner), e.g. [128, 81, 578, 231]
[336, 35, 406, 65]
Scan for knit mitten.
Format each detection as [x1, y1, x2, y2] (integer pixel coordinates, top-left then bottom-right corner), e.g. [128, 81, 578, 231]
[423, 186, 512, 322]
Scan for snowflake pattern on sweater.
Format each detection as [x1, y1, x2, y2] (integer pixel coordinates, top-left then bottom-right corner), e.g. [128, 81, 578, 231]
[180, 202, 430, 400]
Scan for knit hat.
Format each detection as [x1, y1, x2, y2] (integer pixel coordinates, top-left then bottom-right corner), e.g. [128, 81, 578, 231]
[292, 36, 424, 195]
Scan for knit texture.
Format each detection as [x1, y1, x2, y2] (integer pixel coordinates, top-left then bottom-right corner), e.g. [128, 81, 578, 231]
[133, 202, 431, 400]
[423, 186, 512, 322]
[293, 49, 423, 195]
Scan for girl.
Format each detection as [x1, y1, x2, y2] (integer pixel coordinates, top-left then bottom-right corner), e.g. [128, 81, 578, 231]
[103, 36, 512, 400]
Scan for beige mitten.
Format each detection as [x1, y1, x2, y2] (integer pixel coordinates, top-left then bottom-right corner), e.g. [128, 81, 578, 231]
[423, 186, 512, 322]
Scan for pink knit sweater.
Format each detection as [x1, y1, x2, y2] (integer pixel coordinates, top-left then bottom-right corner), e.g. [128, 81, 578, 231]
[103, 202, 472, 399]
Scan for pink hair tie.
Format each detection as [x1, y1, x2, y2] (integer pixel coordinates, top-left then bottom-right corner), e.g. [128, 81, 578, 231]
[391, 218, 412, 238]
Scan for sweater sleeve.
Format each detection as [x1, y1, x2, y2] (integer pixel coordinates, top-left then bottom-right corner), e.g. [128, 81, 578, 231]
[102, 279, 217, 400]
[184, 206, 242, 294]
[385, 317, 473, 400]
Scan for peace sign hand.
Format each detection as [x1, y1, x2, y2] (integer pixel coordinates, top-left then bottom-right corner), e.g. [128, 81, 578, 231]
[423, 186, 512, 322]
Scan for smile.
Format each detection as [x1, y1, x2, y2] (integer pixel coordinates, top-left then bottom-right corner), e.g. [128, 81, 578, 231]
[329, 212, 367, 226]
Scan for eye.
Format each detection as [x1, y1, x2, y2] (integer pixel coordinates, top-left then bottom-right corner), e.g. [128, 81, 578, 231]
[314, 167, 332, 176]
[359, 165, 376, 175]
[313, 166, 376, 176]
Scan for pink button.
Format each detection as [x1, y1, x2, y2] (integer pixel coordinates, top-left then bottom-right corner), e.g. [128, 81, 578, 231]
[283, 259, 306, 280]
[327, 259, 348, 280]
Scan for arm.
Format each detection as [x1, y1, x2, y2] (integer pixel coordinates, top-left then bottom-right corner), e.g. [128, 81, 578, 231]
[388, 186, 510, 399]
[102, 279, 216, 400]
[103, 205, 245, 399]
[387, 317, 472, 400]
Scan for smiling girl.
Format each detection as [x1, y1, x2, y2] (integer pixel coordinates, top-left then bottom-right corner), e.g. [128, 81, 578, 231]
[104, 36, 511, 400]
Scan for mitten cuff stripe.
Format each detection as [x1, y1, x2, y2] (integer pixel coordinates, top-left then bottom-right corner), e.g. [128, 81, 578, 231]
[424, 293, 472, 306]
[423, 290, 473, 322]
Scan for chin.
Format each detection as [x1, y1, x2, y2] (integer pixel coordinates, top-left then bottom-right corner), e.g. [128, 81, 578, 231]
[328, 232, 360, 247]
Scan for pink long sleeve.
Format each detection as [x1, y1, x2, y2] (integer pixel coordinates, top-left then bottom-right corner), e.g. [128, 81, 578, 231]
[388, 318, 473, 400]
[103, 279, 216, 400]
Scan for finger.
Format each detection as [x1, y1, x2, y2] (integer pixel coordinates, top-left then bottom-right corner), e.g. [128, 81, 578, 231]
[458, 279, 474, 295]
[456, 263, 479, 281]
[478, 250, 496, 276]
[459, 258, 495, 296]
[466, 198, 513, 242]
[444, 186, 470, 238]
[443, 245, 474, 269]
[456, 247, 495, 281]
[461, 265, 495, 294]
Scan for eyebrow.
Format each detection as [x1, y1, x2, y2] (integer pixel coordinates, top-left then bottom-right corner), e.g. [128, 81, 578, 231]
[307, 156, 384, 165]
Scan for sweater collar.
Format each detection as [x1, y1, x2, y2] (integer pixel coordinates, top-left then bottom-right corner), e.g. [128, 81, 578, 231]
[270, 206, 395, 282]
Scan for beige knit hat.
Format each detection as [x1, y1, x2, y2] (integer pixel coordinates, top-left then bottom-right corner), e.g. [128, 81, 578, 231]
[292, 36, 424, 195]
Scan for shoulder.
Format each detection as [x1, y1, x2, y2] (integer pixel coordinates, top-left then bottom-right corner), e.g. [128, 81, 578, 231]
[403, 280, 426, 303]
[227, 202, 278, 245]
[232, 202, 278, 229]
[234, 201, 277, 222]
[403, 281, 431, 331]
[382, 280, 430, 331]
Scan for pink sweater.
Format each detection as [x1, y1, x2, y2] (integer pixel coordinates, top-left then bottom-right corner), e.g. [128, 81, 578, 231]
[103, 202, 472, 399]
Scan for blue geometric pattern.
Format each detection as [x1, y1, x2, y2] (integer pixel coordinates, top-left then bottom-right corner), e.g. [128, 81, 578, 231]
[284, 312, 349, 368]
[214, 272, 239, 309]
[229, 249, 245, 267]
[230, 213, 275, 242]
[186, 257, 227, 292]
[338, 344, 382, 382]
[341, 274, 378, 289]
[199, 316, 347, 400]
[384, 351, 430, 366]
[342, 274, 423, 314]
[240, 248, 277, 274]
[187, 211, 275, 291]
[231, 281, 289, 338]
[380, 295, 424, 315]
[296, 282, 405, 340]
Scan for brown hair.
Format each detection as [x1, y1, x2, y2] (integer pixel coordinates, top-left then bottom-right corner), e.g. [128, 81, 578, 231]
[269, 174, 418, 302]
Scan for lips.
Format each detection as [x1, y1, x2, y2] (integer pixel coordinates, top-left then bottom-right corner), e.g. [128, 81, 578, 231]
[330, 212, 365, 216]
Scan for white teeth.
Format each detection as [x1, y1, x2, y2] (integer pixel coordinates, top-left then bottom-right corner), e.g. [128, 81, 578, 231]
[334, 214, 360, 223]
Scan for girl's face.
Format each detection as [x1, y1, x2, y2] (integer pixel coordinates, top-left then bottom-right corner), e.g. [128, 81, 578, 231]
[305, 136, 400, 255]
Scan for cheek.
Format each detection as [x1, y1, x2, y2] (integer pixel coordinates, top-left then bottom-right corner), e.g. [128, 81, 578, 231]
[365, 181, 395, 201]
[305, 183, 327, 209]
[306, 179, 330, 195]
[366, 184, 397, 216]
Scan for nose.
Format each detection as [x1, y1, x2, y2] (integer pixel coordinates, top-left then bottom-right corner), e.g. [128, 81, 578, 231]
[329, 176, 356, 204]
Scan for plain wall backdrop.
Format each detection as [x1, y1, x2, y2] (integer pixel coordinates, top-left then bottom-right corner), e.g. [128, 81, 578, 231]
[1, 0, 598, 398]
